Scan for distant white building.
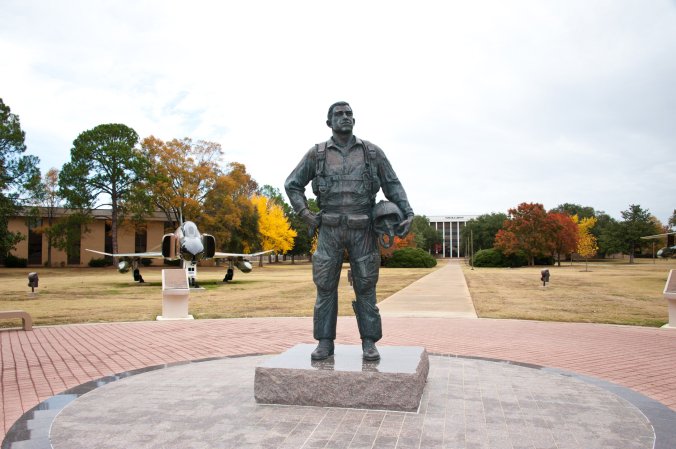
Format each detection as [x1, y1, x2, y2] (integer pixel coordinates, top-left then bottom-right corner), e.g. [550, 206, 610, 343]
[427, 215, 478, 258]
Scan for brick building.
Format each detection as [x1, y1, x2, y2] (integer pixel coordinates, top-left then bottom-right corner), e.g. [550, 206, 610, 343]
[4, 208, 169, 266]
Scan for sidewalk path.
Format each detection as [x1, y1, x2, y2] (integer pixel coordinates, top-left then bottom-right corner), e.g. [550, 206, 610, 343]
[378, 260, 477, 318]
[2, 265, 675, 441]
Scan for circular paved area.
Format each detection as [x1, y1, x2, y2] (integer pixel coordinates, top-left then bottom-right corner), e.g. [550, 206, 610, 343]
[45, 355, 655, 449]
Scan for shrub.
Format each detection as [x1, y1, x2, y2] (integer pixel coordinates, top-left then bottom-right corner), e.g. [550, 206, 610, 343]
[533, 255, 554, 266]
[472, 248, 528, 268]
[508, 253, 529, 267]
[472, 248, 504, 267]
[88, 257, 113, 267]
[141, 258, 153, 267]
[4, 254, 28, 268]
[384, 248, 437, 268]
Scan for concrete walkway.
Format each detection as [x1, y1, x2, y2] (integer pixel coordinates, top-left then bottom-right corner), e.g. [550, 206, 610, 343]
[1, 262, 676, 446]
[378, 260, 477, 318]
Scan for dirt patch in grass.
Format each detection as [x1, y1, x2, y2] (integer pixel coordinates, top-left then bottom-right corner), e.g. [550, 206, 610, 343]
[0, 261, 440, 327]
[462, 258, 676, 327]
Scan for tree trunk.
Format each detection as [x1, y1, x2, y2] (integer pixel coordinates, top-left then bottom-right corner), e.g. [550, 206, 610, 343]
[47, 216, 53, 267]
[111, 195, 118, 264]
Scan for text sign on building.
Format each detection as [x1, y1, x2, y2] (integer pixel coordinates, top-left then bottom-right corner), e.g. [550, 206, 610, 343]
[428, 215, 477, 222]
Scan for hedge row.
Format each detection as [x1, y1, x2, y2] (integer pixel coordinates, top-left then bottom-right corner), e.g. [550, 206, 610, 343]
[472, 248, 553, 267]
[384, 248, 437, 268]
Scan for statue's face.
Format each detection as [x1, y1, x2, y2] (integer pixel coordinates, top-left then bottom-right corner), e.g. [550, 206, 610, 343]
[327, 105, 354, 134]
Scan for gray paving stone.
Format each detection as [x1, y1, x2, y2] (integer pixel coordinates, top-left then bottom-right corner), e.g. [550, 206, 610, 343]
[46, 355, 656, 449]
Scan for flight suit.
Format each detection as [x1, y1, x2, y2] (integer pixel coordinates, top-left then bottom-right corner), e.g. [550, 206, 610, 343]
[285, 136, 413, 343]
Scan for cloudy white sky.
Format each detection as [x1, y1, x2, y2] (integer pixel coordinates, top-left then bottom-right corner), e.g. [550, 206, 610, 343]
[2, 0, 675, 223]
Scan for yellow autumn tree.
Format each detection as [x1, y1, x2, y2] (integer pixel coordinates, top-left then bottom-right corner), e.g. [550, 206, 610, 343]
[251, 194, 296, 258]
[576, 216, 598, 272]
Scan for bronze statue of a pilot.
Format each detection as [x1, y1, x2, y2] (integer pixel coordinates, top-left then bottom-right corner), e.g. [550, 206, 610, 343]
[285, 101, 414, 361]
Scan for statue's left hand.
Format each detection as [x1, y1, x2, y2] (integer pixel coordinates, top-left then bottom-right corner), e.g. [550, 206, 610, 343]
[395, 216, 414, 238]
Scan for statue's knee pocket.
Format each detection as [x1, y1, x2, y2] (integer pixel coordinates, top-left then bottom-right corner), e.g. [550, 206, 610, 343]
[313, 253, 341, 290]
[352, 252, 380, 289]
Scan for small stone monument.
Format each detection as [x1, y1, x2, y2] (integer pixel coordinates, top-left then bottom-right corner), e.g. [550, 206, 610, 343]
[157, 269, 193, 320]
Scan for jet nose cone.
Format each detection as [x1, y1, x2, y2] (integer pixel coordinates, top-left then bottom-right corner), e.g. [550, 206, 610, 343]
[181, 239, 204, 261]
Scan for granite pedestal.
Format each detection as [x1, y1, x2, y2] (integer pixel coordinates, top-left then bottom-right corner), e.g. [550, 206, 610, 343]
[254, 344, 429, 412]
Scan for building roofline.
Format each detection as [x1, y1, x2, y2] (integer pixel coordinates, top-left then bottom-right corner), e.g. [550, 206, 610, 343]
[14, 206, 169, 222]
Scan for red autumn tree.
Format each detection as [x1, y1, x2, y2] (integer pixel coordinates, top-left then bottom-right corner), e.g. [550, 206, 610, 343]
[379, 233, 416, 259]
[548, 212, 579, 266]
[495, 202, 556, 266]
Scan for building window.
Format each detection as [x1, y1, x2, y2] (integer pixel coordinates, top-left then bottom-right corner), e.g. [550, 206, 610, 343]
[135, 226, 147, 253]
[104, 220, 113, 263]
[67, 224, 81, 265]
[28, 219, 43, 265]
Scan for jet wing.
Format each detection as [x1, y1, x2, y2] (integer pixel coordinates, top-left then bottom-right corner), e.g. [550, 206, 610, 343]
[213, 250, 273, 260]
[86, 249, 164, 259]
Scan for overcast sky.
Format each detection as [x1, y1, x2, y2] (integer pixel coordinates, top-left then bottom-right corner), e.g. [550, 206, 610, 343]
[2, 0, 675, 223]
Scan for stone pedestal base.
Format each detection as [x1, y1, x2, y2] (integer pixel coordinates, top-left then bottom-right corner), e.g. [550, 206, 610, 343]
[156, 314, 194, 321]
[663, 296, 676, 328]
[254, 344, 429, 412]
[158, 290, 192, 320]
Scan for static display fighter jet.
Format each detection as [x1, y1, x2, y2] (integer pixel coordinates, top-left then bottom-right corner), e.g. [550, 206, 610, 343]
[641, 232, 676, 259]
[657, 246, 676, 258]
[86, 220, 271, 287]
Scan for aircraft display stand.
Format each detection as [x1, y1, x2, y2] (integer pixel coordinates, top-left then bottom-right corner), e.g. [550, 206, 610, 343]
[663, 269, 676, 329]
[157, 269, 194, 320]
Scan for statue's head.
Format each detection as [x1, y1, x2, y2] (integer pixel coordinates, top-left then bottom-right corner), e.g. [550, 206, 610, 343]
[326, 101, 355, 134]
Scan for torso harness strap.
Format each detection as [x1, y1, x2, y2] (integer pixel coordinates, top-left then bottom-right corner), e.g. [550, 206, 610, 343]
[311, 141, 379, 209]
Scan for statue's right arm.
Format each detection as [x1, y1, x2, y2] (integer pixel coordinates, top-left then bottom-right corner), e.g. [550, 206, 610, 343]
[284, 147, 317, 217]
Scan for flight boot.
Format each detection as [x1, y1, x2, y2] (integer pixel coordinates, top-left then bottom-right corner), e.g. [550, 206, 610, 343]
[362, 338, 380, 361]
[311, 339, 335, 360]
